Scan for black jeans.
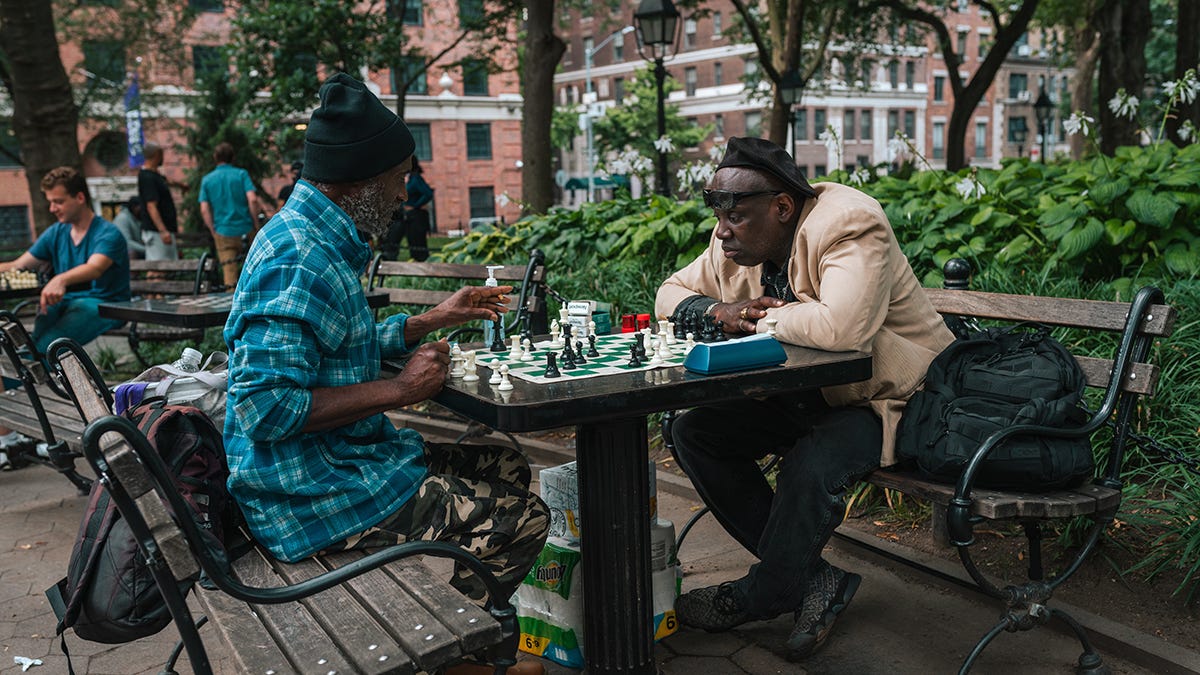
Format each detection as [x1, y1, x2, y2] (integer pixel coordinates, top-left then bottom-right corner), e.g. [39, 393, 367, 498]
[671, 392, 882, 617]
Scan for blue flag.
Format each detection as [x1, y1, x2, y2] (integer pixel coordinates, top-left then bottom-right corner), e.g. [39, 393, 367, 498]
[124, 72, 145, 168]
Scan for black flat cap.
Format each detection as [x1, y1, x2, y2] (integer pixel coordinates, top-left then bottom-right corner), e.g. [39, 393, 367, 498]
[716, 137, 816, 199]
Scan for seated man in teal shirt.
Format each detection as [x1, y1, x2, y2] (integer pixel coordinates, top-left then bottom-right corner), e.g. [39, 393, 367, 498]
[223, 74, 547, 675]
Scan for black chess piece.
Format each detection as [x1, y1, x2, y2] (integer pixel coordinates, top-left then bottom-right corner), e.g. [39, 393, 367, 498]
[574, 340, 587, 364]
[562, 323, 573, 345]
[713, 320, 728, 341]
[673, 313, 687, 340]
[626, 343, 642, 367]
[488, 319, 507, 352]
[586, 334, 600, 358]
[562, 348, 578, 370]
[634, 332, 647, 359]
[543, 352, 561, 378]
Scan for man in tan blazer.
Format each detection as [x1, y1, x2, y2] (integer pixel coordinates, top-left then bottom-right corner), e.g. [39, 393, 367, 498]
[658, 137, 953, 659]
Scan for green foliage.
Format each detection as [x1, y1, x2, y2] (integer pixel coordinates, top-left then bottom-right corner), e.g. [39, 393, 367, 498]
[439, 193, 714, 316]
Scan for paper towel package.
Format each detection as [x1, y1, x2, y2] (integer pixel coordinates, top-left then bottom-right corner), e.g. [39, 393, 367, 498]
[515, 523, 680, 668]
[540, 460, 657, 543]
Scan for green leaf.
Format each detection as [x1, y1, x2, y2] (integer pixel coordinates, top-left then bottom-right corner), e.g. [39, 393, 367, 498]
[1038, 201, 1085, 228]
[1105, 219, 1137, 245]
[1089, 177, 1130, 206]
[1125, 190, 1180, 228]
[1163, 243, 1200, 275]
[1060, 217, 1104, 259]
[996, 234, 1032, 262]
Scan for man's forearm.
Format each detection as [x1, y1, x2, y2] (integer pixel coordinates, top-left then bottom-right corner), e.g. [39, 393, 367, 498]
[302, 378, 419, 432]
[145, 203, 169, 233]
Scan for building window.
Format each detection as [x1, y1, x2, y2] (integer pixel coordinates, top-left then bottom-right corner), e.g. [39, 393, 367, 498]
[462, 59, 488, 96]
[978, 33, 989, 58]
[0, 118, 19, 168]
[466, 123, 492, 159]
[614, 77, 625, 104]
[745, 111, 762, 137]
[685, 67, 697, 96]
[856, 154, 869, 167]
[861, 59, 875, 86]
[583, 36, 594, 60]
[975, 121, 987, 157]
[458, 0, 484, 28]
[813, 164, 826, 177]
[932, 122, 945, 159]
[957, 29, 969, 60]
[469, 187, 496, 220]
[888, 61, 899, 89]
[1008, 73, 1027, 99]
[83, 40, 124, 84]
[0, 205, 31, 252]
[400, 0, 423, 25]
[189, 0, 223, 11]
[860, 109, 872, 140]
[887, 109, 899, 138]
[713, 61, 723, 87]
[1007, 116, 1029, 144]
[393, 56, 428, 94]
[843, 110, 855, 141]
[712, 12, 722, 36]
[904, 110, 915, 139]
[613, 41, 624, 62]
[684, 18, 697, 49]
[409, 122, 433, 161]
[715, 114, 725, 138]
[814, 109, 826, 138]
[794, 109, 807, 141]
[905, 61, 915, 89]
[192, 45, 224, 82]
[934, 75, 945, 102]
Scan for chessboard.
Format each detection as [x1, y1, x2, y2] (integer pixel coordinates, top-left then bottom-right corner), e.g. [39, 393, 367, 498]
[470, 332, 688, 384]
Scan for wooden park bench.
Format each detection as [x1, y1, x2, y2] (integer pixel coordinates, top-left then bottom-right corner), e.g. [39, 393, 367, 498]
[671, 258, 1176, 673]
[110, 254, 219, 366]
[47, 338, 524, 675]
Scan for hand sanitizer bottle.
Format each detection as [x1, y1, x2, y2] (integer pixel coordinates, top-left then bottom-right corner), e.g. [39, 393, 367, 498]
[482, 265, 505, 347]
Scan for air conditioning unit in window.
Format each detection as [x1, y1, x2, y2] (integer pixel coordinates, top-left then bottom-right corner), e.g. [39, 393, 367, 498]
[1017, 90, 1031, 102]
[1017, 45, 1031, 56]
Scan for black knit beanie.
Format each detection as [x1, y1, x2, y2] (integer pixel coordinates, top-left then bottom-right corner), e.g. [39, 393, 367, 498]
[717, 137, 816, 200]
[303, 73, 415, 184]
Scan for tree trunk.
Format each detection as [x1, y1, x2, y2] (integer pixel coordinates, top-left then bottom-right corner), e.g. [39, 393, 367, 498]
[767, 88, 791, 147]
[0, 0, 82, 233]
[1167, 0, 1199, 144]
[520, 0, 565, 216]
[1096, 0, 1150, 154]
[1069, 24, 1101, 160]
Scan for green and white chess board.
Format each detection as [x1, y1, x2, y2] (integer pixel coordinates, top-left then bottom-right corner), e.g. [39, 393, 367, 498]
[469, 332, 687, 384]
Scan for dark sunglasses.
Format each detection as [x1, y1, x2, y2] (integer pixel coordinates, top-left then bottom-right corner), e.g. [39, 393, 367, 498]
[702, 189, 781, 210]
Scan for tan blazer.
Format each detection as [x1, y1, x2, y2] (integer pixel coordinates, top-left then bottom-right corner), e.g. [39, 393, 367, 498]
[656, 182, 955, 465]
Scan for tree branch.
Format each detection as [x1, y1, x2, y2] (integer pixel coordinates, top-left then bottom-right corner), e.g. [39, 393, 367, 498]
[729, 0, 776, 81]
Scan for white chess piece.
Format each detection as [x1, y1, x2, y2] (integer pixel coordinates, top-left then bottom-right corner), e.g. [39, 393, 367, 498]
[488, 363, 503, 385]
[510, 335, 524, 359]
[765, 318, 778, 336]
[549, 320, 562, 348]
[462, 351, 480, 382]
[657, 319, 669, 338]
[498, 364, 514, 391]
[649, 341, 664, 365]
[666, 321, 677, 344]
[449, 345, 465, 378]
[521, 338, 535, 362]
[685, 332, 696, 353]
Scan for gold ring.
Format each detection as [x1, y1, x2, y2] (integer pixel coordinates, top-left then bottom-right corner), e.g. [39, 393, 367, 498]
[739, 307, 749, 320]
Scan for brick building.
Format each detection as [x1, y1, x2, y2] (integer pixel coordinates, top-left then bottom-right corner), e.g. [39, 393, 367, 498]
[0, 0, 524, 251]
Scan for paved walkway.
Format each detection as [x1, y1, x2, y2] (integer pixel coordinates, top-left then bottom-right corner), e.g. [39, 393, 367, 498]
[0, 423, 1193, 674]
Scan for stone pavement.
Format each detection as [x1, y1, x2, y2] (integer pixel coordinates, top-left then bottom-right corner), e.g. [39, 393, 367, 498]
[0, 425, 1195, 674]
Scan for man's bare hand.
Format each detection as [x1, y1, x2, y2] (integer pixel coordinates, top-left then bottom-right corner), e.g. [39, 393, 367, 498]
[393, 341, 451, 402]
[713, 296, 787, 334]
[39, 276, 68, 312]
[160, 231, 174, 245]
[433, 284, 515, 326]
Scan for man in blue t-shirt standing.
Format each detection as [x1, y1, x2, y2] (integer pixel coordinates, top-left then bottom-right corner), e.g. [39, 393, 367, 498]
[199, 142, 261, 288]
[0, 166, 130, 461]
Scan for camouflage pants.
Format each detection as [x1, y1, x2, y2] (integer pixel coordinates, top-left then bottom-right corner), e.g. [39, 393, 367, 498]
[325, 442, 549, 605]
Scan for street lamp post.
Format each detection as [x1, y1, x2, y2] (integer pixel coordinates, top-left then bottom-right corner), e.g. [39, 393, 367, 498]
[635, 0, 680, 197]
[779, 68, 805, 154]
[585, 25, 635, 203]
[1034, 86, 1053, 163]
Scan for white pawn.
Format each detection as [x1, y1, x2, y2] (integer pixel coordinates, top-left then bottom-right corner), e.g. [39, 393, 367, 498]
[649, 341, 664, 365]
[449, 345, 465, 378]
[666, 321, 677, 345]
[462, 351, 479, 382]
[509, 335, 524, 359]
[765, 318, 778, 336]
[685, 332, 696, 353]
[498, 364, 514, 391]
[521, 338, 535, 362]
[488, 363, 503, 385]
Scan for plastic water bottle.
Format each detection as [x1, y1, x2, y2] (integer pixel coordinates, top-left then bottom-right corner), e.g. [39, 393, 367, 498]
[171, 347, 203, 373]
[482, 265, 505, 347]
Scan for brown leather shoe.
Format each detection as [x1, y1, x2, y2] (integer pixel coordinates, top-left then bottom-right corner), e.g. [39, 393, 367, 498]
[441, 658, 546, 675]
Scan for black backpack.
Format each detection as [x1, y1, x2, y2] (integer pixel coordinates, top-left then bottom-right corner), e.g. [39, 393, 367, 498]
[46, 401, 233, 645]
[895, 324, 1094, 490]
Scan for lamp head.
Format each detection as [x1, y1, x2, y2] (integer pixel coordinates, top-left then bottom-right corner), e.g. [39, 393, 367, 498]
[635, 0, 680, 55]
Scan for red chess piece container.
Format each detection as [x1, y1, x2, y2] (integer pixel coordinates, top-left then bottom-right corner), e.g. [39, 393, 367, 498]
[636, 313, 651, 331]
[621, 314, 637, 333]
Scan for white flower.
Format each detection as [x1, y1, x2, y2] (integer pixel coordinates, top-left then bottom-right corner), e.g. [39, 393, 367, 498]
[848, 167, 871, 187]
[495, 192, 511, 207]
[1179, 120, 1197, 144]
[954, 175, 986, 201]
[707, 144, 725, 161]
[1163, 69, 1199, 105]
[1063, 112, 1094, 137]
[817, 126, 840, 153]
[887, 133, 908, 158]
[608, 157, 631, 175]
[1107, 89, 1139, 120]
[653, 135, 675, 153]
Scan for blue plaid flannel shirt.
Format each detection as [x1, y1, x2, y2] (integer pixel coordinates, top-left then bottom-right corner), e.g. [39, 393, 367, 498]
[223, 181, 428, 562]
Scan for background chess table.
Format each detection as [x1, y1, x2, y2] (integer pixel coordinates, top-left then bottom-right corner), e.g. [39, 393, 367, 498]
[471, 332, 686, 384]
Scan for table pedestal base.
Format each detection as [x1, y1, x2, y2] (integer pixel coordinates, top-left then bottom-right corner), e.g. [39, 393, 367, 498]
[576, 416, 656, 675]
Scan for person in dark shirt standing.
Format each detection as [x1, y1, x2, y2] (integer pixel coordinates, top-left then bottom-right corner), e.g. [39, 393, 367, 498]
[277, 160, 303, 205]
[137, 142, 179, 261]
[381, 157, 433, 261]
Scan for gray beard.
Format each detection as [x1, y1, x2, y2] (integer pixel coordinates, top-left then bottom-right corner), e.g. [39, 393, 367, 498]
[340, 181, 392, 239]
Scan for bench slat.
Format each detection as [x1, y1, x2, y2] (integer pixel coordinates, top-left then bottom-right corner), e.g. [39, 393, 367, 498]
[925, 288, 1176, 337]
[383, 557, 505, 655]
[374, 261, 544, 283]
[1076, 355, 1158, 395]
[865, 469, 1122, 520]
[130, 259, 215, 273]
[194, 585, 299, 675]
[0, 388, 84, 450]
[130, 281, 208, 296]
[320, 550, 473, 672]
[378, 288, 456, 307]
[270, 556, 412, 675]
[231, 550, 371, 675]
